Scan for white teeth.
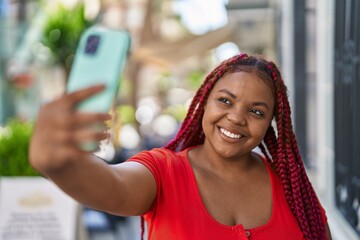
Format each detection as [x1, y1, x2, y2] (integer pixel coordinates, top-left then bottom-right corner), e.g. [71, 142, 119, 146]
[220, 128, 242, 139]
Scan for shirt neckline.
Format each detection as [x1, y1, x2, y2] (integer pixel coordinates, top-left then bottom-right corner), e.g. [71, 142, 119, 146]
[180, 146, 278, 232]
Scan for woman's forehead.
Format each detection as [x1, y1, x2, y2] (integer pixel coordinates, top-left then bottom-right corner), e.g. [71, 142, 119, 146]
[213, 71, 272, 91]
[210, 71, 275, 106]
[215, 69, 274, 95]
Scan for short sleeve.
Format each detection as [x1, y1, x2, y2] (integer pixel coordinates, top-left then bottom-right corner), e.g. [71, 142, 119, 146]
[126, 148, 174, 214]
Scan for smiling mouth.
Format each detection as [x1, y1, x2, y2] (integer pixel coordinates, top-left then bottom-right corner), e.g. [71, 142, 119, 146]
[220, 128, 243, 139]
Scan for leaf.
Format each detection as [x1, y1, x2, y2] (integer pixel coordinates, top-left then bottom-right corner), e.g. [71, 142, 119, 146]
[0, 119, 39, 176]
[41, 2, 94, 71]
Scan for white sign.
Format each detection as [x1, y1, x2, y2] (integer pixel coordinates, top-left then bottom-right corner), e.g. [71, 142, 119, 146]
[0, 177, 78, 240]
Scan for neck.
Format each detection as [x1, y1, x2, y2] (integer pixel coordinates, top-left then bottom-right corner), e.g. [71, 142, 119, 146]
[190, 144, 260, 181]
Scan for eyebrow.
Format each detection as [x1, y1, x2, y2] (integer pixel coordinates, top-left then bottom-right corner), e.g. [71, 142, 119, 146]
[218, 89, 237, 99]
[252, 102, 270, 110]
[218, 88, 270, 110]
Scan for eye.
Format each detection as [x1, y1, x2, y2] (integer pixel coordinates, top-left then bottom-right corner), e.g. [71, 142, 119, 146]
[249, 109, 264, 117]
[218, 97, 231, 105]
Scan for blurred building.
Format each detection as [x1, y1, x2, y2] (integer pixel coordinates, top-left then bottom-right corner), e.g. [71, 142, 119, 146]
[274, 0, 360, 239]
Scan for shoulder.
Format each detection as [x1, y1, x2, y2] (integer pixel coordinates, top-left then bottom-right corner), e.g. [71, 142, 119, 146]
[126, 147, 188, 171]
[127, 148, 174, 165]
[129, 147, 182, 160]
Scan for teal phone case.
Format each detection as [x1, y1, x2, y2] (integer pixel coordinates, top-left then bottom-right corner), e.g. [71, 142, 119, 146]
[67, 26, 131, 113]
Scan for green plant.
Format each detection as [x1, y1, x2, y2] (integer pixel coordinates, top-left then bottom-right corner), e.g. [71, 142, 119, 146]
[163, 104, 187, 122]
[41, 2, 94, 75]
[187, 70, 205, 90]
[0, 119, 39, 176]
[117, 105, 136, 125]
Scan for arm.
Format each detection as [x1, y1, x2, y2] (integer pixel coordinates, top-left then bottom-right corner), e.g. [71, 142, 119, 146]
[29, 85, 156, 216]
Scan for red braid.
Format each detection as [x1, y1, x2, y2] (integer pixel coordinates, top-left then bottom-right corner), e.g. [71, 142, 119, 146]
[266, 63, 326, 239]
[139, 54, 327, 239]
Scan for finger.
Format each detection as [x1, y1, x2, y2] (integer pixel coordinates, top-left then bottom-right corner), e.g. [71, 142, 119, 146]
[64, 85, 106, 107]
[72, 128, 111, 143]
[53, 130, 73, 144]
[54, 127, 110, 147]
[51, 133, 107, 156]
[48, 111, 111, 131]
[72, 112, 112, 127]
[75, 134, 110, 153]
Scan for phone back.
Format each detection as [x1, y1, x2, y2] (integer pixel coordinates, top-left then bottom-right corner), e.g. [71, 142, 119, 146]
[67, 26, 131, 113]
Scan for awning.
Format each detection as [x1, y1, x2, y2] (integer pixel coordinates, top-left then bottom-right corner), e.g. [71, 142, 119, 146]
[131, 24, 236, 68]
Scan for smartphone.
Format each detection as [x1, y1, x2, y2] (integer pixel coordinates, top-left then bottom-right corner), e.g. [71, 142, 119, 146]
[67, 26, 131, 151]
[67, 26, 131, 113]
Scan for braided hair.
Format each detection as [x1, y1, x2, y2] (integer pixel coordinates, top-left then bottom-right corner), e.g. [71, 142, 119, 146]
[162, 53, 327, 239]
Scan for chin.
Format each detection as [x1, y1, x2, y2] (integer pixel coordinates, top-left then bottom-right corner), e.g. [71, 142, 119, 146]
[215, 142, 259, 159]
[214, 146, 244, 160]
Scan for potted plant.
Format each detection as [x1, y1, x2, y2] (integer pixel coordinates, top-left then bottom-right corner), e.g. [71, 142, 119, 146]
[0, 119, 37, 176]
[41, 1, 95, 80]
[0, 119, 84, 240]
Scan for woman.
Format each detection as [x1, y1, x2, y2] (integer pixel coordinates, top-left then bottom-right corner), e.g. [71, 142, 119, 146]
[30, 53, 331, 239]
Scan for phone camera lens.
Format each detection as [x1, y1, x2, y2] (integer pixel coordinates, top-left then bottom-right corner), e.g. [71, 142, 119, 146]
[85, 35, 100, 55]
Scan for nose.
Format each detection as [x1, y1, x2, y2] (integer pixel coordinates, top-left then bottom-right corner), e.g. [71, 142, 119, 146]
[227, 110, 247, 126]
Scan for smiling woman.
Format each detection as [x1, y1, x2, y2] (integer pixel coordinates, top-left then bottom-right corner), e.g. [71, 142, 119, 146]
[29, 53, 331, 240]
[150, 54, 331, 239]
[201, 71, 274, 160]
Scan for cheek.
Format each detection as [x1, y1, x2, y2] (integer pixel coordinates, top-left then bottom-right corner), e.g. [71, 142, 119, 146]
[201, 106, 218, 133]
[202, 110, 211, 130]
[259, 127, 269, 139]
[251, 120, 272, 138]
[203, 103, 218, 121]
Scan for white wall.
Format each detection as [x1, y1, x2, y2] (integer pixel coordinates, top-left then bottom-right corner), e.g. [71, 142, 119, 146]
[316, 0, 359, 239]
[279, 0, 295, 114]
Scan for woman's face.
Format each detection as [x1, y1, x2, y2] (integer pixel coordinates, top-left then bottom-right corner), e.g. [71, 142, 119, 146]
[202, 71, 275, 159]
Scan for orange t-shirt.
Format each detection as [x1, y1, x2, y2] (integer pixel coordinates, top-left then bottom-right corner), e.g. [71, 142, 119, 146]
[128, 147, 326, 240]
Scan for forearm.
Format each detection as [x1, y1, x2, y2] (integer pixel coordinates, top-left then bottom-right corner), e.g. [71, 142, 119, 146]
[42, 155, 124, 214]
[29, 87, 156, 216]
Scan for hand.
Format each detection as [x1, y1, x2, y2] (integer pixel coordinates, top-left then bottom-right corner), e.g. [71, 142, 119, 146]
[29, 85, 112, 174]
